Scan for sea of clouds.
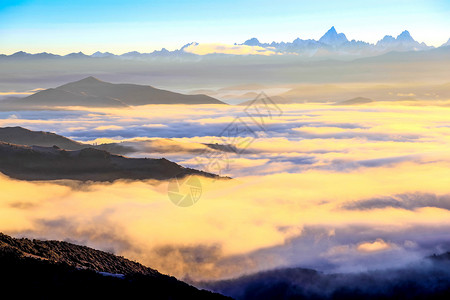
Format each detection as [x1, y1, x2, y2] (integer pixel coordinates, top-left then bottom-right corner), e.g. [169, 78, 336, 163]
[1, 102, 450, 281]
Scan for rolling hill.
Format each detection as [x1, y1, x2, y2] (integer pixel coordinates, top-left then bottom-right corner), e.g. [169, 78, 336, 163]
[0, 126, 85, 149]
[0, 76, 226, 109]
[0, 142, 221, 181]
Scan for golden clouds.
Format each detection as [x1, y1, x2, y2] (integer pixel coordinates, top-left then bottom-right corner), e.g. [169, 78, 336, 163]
[94, 125, 125, 131]
[2, 102, 450, 280]
[357, 239, 391, 253]
[183, 43, 279, 56]
[1, 159, 450, 279]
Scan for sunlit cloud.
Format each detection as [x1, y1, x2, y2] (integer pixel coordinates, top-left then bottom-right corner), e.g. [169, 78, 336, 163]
[0, 88, 46, 99]
[357, 239, 392, 253]
[2, 159, 450, 279]
[94, 125, 125, 131]
[2, 102, 450, 280]
[183, 43, 278, 56]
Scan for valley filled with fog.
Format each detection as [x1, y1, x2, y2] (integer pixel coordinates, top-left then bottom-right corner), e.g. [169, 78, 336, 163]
[1, 100, 450, 281]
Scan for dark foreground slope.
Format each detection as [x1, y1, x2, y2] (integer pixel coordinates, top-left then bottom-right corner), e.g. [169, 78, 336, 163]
[199, 255, 450, 300]
[0, 142, 219, 181]
[0, 233, 230, 300]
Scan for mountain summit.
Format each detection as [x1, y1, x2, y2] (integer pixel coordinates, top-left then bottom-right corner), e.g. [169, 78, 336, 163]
[235, 27, 436, 57]
[73, 75, 103, 83]
[396, 30, 415, 42]
[242, 37, 261, 46]
[318, 26, 348, 46]
[376, 30, 429, 51]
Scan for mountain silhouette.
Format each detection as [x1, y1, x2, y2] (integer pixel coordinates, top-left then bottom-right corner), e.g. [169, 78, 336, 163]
[318, 26, 349, 46]
[1, 28, 442, 61]
[376, 30, 429, 51]
[0, 232, 230, 300]
[239, 27, 432, 56]
[0, 126, 139, 155]
[0, 141, 221, 182]
[396, 30, 415, 42]
[0, 126, 85, 149]
[0, 77, 225, 109]
[0, 126, 239, 156]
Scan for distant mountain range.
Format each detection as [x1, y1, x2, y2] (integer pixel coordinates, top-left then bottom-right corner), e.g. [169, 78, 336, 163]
[0, 42, 199, 60]
[1, 27, 448, 59]
[0, 232, 229, 300]
[0, 76, 225, 109]
[240, 27, 436, 57]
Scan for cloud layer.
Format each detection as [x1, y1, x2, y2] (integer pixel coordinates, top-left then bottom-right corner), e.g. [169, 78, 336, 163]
[1, 102, 450, 281]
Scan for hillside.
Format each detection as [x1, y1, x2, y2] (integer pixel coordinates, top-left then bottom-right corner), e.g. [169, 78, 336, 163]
[0, 232, 230, 300]
[0, 142, 220, 181]
[0, 126, 135, 154]
[0, 126, 85, 149]
[0, 76, 226, 109]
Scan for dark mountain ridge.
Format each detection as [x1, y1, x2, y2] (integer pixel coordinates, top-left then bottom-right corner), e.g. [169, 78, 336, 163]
[0, 141, 221, 181]
[0, 232, 230, 300]
[0, 126, 238, 156]
[0, 126, 85, 149]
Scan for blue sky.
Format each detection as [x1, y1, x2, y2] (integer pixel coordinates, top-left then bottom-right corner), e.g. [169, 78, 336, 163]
[0, 0, 449, 54]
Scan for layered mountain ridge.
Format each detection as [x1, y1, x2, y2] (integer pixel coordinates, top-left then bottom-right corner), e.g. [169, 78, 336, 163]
[240, 27, 433, 56]
[1, 27, 448, 59]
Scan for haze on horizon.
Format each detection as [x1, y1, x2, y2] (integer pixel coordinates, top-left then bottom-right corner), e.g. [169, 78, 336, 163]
[1, 0, 449, 55]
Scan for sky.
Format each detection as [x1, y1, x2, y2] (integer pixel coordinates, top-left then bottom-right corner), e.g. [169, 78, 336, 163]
[0, 0, 449, 54]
